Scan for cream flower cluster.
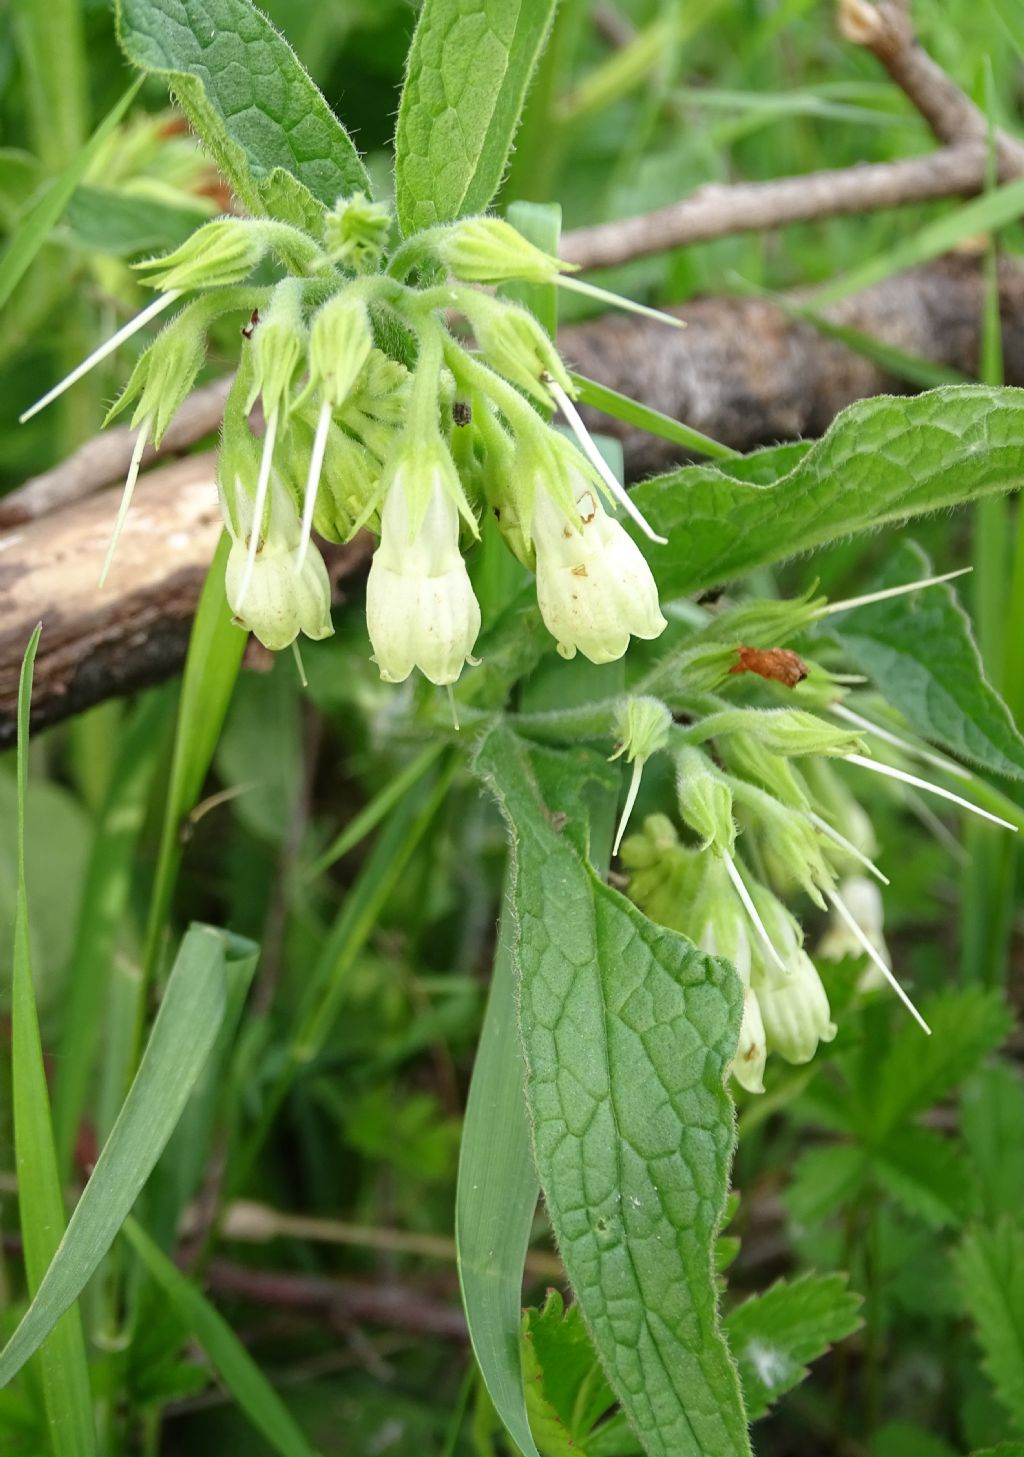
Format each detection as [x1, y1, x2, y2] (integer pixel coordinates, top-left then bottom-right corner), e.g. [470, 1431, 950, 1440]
[24, 202, 671, 686]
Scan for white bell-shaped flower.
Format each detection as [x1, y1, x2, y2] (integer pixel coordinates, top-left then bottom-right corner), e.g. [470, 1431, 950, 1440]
[366, 454, 481, 686]
[730, 988, 767, 1094]
[755, 949, 836, 1065]
[532, 483, 667, 664]
[222, 470, 333, 652]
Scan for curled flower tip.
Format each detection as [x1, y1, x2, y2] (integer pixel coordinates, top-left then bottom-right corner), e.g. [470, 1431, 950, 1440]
[820, 566, 972, 618]
[297, 399, 333, 571]
[19, 291, 182, 424]
[847, 753, 1018, 832]
[236, 410, 279, 613]
[99, 420, 151, 588]
[545, 376, 668, 545]
[723, 854, 787, 974]
[827, 886, 931, 1035]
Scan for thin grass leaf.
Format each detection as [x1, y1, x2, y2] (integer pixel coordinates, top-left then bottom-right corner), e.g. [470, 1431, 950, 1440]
[570, 372, 739, 461]
[53, 690, 168, 1180]
[810, 178, 1024, 309]
[0, 923, 256, 1388]
[10, 625, 97, 1457]
[0, 77, 142, 310]
[455, 887, 542, 1457]
[122, 1219, 316, 1457]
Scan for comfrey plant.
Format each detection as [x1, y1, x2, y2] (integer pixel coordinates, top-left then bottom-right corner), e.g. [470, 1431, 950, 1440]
[23, 205, 672, 685]
[6, 4, 1024, 1456]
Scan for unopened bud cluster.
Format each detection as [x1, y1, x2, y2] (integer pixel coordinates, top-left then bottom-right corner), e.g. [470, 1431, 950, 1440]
[76, 205, 668, 679]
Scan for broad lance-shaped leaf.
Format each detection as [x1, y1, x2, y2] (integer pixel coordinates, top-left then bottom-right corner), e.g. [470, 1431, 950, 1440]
[476, 725, 750, 1457]
[725, 1272, 862, 1421]
[956, 1219, 1024, 1434]
[633, 385, 1024, 598]
[831, 540, 1024, 780]
[0, 923, 258, 1388]
[395, 0, 558, 234]
[116, 0, 369, 226]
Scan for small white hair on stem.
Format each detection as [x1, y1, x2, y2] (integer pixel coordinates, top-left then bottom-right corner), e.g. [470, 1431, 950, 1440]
[847, 753, 1017, 832]
[828, 885, 931, 1034]
[723, 853, 787, 973]
[545, 375, 668, 545]
[19, 291, 182, 424]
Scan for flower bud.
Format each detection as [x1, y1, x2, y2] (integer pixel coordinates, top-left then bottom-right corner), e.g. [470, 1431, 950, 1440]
[731, 780, 836, 907]
[675, 747, 735, 855]
[622, 817, 706, 932]
[754, 950, 836, 1065]
[719, 732, 809, 811]
[307, 292, 374, 408]
[612, 697, 672, 766]
[729, 988, 767, 1095]
[692, 707, 863, 760]
[248, 279, 306, 419]
[365, 452, 482, 686]
[322, 191, 392, 271]
[435, 217, 574, 285]
[532, 481, 667, 664]
[457, 292, 574, 404]
[134, 217, 269, 291]
[104, 304, 207, 446]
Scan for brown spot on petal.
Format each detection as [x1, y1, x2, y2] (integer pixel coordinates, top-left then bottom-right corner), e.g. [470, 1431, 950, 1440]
[577, 492, 597, 524]
[571, 563, 588, 577]
[729, 644, 808, 687]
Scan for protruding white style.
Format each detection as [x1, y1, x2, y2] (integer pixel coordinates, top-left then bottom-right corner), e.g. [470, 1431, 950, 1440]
[832, 703, 972, 782]
[99, 420, 150, 588]
[235, 409, 279, 612]
[613, 760, 644, 859]
[555, 274, 687, 330]
[20, 291, 182, 423]
[297, 399, 333, 570]
[807, 809, 889, 885]
[827, 885, 931, 1034]
[545, 376, 668, 544]
[847, 753, 1017, 832]
[819, 566, 972, 618]
[723, 854, 787, 974]
[819, 875, 892, 991]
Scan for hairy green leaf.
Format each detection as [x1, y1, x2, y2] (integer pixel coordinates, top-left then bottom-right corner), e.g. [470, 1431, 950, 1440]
[957, 1220, 1024, 1434]
[725, 1273, 862, 1421]
[634, 386, 1024, 599]
[116, 0, 369, 224]
[477, 725, 749, 1457]
[395, 0, 558, 234]
[0, 924, 256, 1388]
[833, 541, 1024, 780]
[64, 185, 207, 257]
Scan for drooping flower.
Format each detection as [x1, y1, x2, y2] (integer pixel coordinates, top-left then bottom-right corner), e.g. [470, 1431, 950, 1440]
[754, 949, 837, 1066]
[532, 480, 667, 665]
[365, 443, 482, 687]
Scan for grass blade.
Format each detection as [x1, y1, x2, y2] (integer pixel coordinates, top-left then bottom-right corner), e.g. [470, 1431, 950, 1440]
[0, 77, 142, 310]
[10, 625, 97, 1457]
[809, 178, 1024, 309]
[122, 1219, 316, 1457]
[570, 372, 739, 461]
[455, 886, 542, 1457]
[0, 923, 254, 1388]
